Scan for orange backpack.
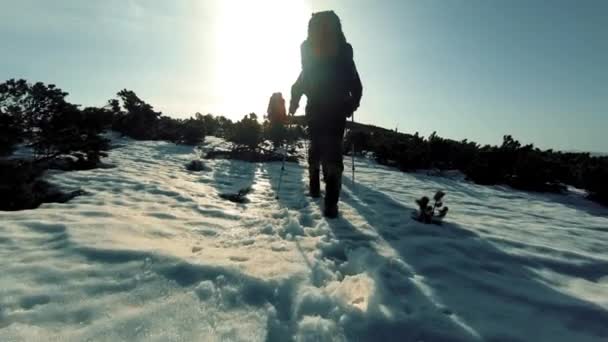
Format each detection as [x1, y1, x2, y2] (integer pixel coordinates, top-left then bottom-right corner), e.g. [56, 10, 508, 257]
[267, 92, 287, 124]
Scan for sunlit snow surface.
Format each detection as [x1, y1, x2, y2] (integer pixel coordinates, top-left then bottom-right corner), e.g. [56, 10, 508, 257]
[1, 135, 608, 342]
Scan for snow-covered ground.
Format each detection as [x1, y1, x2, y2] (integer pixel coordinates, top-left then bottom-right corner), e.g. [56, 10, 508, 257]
[1, 136, 607, 342]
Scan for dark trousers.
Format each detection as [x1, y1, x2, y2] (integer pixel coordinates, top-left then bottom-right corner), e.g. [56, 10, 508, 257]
[308, 115, 346, 208]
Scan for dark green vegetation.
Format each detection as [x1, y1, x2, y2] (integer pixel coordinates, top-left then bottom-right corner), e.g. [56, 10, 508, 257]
[0, 159, 85, 211]
[1, 78, 606, 209]
[0, 79, 113, 210]
[0, 79, 305, 210]
[414, 191, 449, 224]
[345, 123, 608, 205]
[0, 79, 110, 164]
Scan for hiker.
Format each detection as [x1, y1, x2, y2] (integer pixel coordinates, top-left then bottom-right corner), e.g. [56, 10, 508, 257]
[266, 92, 288, 149]
[267, 92, 287, 125]
[289, 11, 363, 218]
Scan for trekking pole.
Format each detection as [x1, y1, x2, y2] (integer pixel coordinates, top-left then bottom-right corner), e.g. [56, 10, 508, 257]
[351, 114, 356, 187]
[276, 129, 290, 200]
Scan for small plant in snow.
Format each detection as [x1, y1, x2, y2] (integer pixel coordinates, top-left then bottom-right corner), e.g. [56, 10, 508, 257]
[185, 159, 208, 172]
[414, 190, 449, 224]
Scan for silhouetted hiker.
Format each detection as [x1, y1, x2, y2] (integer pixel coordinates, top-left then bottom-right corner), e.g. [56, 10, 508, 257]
[266, 92, 288, 149]
[289, 11, 363, 218]
[267, 92, 287, 125]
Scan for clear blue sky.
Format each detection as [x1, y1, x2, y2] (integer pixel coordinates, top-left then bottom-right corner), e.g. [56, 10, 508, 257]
[1, 0, 606, 152]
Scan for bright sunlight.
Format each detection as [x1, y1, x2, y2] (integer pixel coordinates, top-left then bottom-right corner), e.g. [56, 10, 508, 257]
[212, 0, 311, 119]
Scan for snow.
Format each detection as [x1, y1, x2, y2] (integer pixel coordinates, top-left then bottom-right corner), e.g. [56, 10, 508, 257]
[1, 135, 608, 341]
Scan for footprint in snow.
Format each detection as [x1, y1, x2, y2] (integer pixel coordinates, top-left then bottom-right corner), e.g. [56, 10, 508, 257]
[230, 256, 249, 262]
[19, 295, 51, 310]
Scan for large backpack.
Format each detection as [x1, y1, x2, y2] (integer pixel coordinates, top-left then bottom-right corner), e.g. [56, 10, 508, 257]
[307, 11, 345, 59]
[301, 11, 354, 107]
[267, 92, 287, 124]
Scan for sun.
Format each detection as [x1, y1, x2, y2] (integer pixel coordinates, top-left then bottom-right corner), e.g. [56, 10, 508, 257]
[212, 0, 311, 120]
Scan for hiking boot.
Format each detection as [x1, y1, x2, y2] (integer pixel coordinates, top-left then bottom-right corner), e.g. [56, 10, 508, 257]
[323, 204, 339, 219]
[323, 163, 342, 209]
[309, 168, 321, 198]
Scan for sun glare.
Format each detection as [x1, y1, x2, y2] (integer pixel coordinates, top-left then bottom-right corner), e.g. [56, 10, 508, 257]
[212, 0, 311, 119]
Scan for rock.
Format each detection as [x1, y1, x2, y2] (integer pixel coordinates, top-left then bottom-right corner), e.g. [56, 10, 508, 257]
[219, 187, 252, 204]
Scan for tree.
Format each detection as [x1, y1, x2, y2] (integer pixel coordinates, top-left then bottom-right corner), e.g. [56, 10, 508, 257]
[112, 89, 162, 140]
[582, 157, 608, 205]
[229, 113, 262, 150]
[179, 114, 206, 145]
[156, 116, 182, 143]
[0, 79, 109, 163]
[200, 113, 220, 136]
[215, 115, 235, 138]
[0, 108, 22, 156]
[81, 106, 115, 131]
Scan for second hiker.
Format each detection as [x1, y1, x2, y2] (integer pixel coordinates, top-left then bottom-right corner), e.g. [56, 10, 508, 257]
[266, 92, 288, 150]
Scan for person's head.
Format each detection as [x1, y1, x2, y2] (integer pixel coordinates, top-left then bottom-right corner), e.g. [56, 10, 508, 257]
[270, 92, 284, 101]
[268, 92, 285, 109]
[307, 11, 346, 58]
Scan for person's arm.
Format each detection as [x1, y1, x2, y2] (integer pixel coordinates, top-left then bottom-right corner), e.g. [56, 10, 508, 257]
[345, 44, 363, 115]
[289, 71, 304, 114]
[349, 61, 363, 111]
[291, 41, 311, 115]
[267, 96, 273, 118]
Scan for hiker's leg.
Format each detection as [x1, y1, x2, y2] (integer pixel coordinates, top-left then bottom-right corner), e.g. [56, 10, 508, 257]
[308, 131, 321, 198]
[321, 122, 346, 217]
[269, 122, 284, 150]
[322, 143, 344, 213]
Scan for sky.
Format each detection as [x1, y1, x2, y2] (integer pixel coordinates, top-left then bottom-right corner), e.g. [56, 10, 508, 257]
[1, 0, 606, 152]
